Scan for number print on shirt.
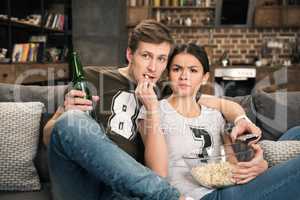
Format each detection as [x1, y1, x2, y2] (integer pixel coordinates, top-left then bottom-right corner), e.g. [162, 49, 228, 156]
[108, 91, 139, 140]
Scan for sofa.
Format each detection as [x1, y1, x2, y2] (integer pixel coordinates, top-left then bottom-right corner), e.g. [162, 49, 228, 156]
[0, 77, 299, 199]
[0, 83, 67, 200]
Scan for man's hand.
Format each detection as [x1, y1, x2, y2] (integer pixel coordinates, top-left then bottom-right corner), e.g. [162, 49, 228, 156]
[64, 89, 99, 112]
[231, 144, 268, 184]
[135, 76, 158, 112]
[230, 118, 262, 144]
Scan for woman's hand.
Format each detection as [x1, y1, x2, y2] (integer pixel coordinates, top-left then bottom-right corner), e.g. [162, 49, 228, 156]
[135, 76, 158, 112]
[231, 144, 268, 184]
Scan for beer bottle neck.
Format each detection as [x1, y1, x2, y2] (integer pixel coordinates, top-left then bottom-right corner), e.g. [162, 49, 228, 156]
[72, 53, 85, 82]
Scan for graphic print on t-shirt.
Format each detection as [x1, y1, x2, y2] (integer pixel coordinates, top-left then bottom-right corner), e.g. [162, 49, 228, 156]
[189, 127, 213, 156]
[108, 91, 139, 140]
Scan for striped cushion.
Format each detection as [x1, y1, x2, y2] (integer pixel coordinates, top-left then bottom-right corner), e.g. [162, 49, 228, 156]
[259, 140, 300, 167]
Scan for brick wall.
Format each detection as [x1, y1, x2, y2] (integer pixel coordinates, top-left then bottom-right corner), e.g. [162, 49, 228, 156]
[171, 27, 299, 66]
[148, 6, 300, 66]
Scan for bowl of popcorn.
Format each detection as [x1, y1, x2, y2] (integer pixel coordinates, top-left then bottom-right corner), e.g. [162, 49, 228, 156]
[183, 142, 254, 189]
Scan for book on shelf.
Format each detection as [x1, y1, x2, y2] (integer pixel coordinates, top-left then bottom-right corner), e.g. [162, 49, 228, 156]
[44, 13, 65, 30]
[29, 35, 47, 62]
[11, 35, 47, 63]
[128, 0, 151, 6]
[20, 43, 29, 62]
[12, 43, 40, 63]
[12, 44, 23, 62]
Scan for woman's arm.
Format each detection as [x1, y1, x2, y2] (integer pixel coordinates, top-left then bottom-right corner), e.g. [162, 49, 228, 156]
[138, 112, 169, 178]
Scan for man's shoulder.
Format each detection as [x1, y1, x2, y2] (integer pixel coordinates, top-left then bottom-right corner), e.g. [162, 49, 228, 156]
[84, 65, 130, 83]
[84, 66, 120, 76]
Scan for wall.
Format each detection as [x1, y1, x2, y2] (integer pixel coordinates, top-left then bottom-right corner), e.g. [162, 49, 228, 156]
[72, 0, 128, 66]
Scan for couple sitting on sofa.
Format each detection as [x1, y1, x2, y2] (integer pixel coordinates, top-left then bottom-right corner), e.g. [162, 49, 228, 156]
[44, 20, 300, 200]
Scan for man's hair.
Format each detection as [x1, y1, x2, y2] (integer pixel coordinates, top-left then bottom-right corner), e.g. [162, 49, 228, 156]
[128, 19, 174, 53]
[167, 43, 210, 74]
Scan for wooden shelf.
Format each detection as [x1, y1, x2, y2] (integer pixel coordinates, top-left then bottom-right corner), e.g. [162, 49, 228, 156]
[152, 6, 215, 10]
[0, 18, 65, 33]
[0, 63, 69, 84]
[167, 25, 214, 28]
[0, 18, 9, 25]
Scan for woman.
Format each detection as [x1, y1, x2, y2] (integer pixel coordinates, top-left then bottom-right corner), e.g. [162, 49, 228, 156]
[136, 43, 300, 200]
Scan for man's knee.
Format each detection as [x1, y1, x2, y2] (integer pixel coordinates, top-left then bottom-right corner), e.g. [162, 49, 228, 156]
[280, 126, 300, 140]
[53, 110, 104, 141]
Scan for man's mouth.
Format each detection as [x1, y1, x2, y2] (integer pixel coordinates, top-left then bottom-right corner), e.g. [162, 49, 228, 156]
[144, 74, 155, 80]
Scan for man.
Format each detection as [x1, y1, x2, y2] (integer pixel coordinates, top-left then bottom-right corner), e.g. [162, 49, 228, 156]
[44, 20, 260, 200]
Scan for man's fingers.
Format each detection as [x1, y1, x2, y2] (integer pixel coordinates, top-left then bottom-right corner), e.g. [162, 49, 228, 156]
[66, 89, 86, 98]
[65, 97, 92, 106]
[65, 105, 93, 112]
[236, 175, 256, 184]
[233, 171, 257, 179]
[92, 96, 100, 102]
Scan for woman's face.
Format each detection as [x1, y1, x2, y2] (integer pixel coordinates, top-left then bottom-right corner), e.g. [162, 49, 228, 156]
[169, 52, 209, 97]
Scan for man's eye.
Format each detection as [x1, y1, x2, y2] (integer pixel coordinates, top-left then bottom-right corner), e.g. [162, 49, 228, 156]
[191, 69, 198, 73]
[158, 57, 167, 63]
[142, 54, 150, 59]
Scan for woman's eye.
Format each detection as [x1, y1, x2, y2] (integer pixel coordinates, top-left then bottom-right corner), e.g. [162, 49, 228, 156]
[172, 67, 179, 72]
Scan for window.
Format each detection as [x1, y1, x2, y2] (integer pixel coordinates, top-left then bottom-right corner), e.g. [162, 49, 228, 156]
[215, 0, 256, 26]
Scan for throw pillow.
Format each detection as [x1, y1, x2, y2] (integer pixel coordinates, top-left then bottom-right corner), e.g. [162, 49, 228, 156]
[259, 140, 300, 168]
[0, 102, 44, 191]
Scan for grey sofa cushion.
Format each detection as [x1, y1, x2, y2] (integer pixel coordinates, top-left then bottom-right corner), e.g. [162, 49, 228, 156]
[253, 90, 300, 140]
[0, 83, 67, 113]
[0, 183, 52, 200]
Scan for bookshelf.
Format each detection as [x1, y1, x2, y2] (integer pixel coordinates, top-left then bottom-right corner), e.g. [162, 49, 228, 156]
[0, 0, 72, 85]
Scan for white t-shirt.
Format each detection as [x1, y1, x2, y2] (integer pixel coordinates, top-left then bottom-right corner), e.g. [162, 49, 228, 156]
[138, 99, 225, 199]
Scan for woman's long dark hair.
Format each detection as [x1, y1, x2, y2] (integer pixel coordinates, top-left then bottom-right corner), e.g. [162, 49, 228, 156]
[167, 43, 210, 74]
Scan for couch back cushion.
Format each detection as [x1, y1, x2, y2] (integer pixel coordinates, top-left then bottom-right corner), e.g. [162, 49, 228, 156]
[0, 83, 67, 183]
[253, 90, 300, 140]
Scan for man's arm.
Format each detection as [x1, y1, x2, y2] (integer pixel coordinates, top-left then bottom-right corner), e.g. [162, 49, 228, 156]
[198, 94, 261, 142]
[198, 94, 245, 122]
[43, 106, 64, 145]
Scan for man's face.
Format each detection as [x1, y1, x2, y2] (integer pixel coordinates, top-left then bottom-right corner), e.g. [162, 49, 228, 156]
[127, 41, 171, 84]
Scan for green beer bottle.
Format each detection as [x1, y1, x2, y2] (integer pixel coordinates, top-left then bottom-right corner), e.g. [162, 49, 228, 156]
[70, 51, 96, 118]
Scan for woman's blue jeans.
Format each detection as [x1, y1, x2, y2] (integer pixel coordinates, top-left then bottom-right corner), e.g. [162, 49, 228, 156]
[48, 110, 180, 200]
[202, 126, 300, 200]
